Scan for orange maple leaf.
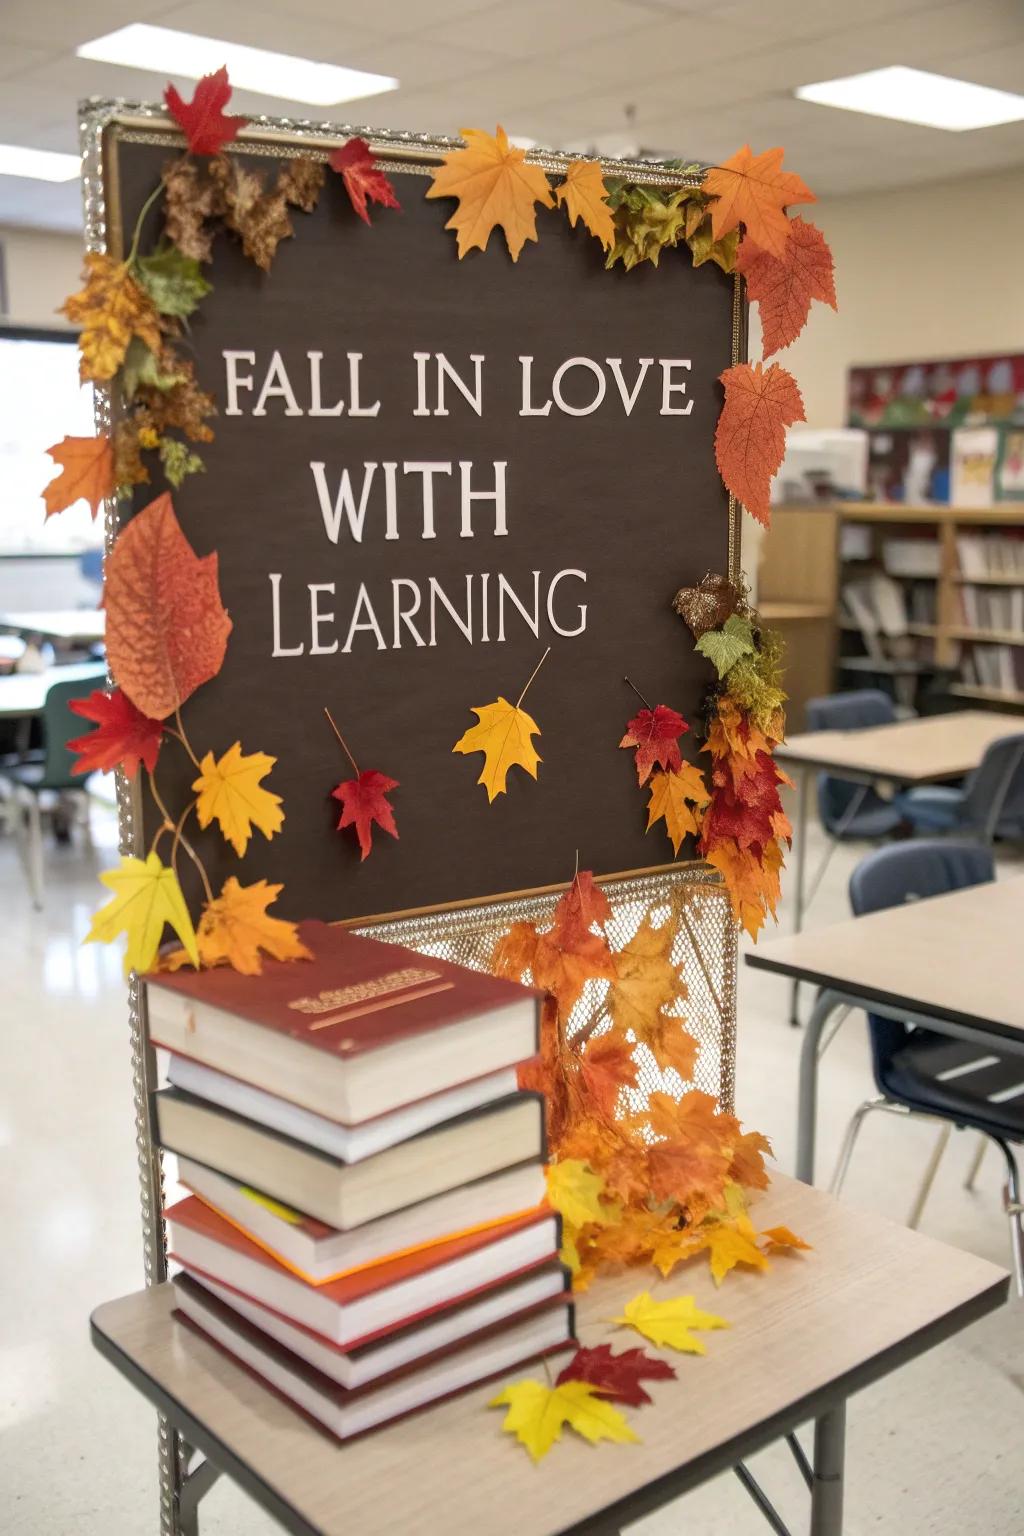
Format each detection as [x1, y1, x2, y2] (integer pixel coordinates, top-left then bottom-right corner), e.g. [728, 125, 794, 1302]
[737, 217, 836, 356]
[162, 877, 312, 975]
[703, 145, 815, 259]
[644, 1090, 734, 1209]
[43, 435, 115, 519]
[554, 160, 615, 251]
[577, 1031, 638, 1121]
[492, 919, 541, 982]
[608, 912, 686, 1045]
[715, 361, 805, 528]
[426, 125, 554, 261]
[554, 871, 612, 947]
[645, 1015, 700, 1081]
[728, 1128, 773, 1191]
[533, 924, 617, 1021]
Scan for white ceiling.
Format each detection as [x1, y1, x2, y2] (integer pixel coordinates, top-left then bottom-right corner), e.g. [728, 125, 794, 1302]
[2, 0, 1024, 231]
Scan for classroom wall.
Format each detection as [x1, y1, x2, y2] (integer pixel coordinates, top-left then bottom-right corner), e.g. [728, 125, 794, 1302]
[1, 225, 82, 329]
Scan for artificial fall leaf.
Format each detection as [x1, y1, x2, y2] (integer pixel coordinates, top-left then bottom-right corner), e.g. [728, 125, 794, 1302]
[578, 1033, 638, 1121]
[545, 1159, 608, 1229]
[619, 704, 689, 786]
[702, 145, 815, 259]
[103, 492, 232, 720]
[166, 877, 312, 975]
[737, 216, 836, 357]
[278, 156, 327, 214]
[427, 125, 555, 262]
[489, 1378, 637, 1462]
[332, 769, 399, 860]
[209, 155, 294, 271]
[329, 138, 400, 225]
[192, 741, 284, 857]
[646, 1016, 700, 1081]
[139, 355, 216, 443]
[608, 913, 685, 1044]
[645, 766, 706, 857]
[644, 1090, 735, 1209]
[453, 696, 541, 801]
[121, 339, 186, 401]
[728, 1128, 773, 1191]
[672, 572, 744, 640]
[135, 243, 212, 318]
[60, 252, 162, 383]
[66, 688, 164, 779]
[492, 919, 542, 983]
[556, 1344, 676, 1406]
[165, 67, 248, 156]
[702, 1211, 769, 1285]
[604, 183, 693, 271]
[42, 435, 115, 519]
[704, 839, 782, 941]
[112, 417, 151, 494]
[686, 215, 739, 273]
[86, 851, 199, 976]
[162, 157, 225, 263]
[532, 926, 617, 1019]
[159, 437, 205, 488]
[554, 160, 615, 251]
[761, 1225, 812, 1255]
[715, 361, 805, 528]
[612, 1290, 729, 1355]
[695, 614, 756, 679]
[555, 870, 612, 945]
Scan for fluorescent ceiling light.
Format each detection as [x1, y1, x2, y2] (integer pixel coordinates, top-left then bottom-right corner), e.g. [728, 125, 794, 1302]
[795, 65, 1024, 132]
[77, 24, 398, 108]
[0, 145, 79, 182]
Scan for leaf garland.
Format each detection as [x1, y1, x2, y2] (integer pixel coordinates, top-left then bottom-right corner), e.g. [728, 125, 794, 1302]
[329, 137, 401, 225]
[715, 362, 806, 529]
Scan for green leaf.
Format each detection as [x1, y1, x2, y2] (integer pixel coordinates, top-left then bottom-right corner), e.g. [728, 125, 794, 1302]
[136, 243, 212, 318]
[159, 437, 205, 488]
[695, 614, 755, 678]
[687, 216, 740, 273]
[121, 338, 185, 401]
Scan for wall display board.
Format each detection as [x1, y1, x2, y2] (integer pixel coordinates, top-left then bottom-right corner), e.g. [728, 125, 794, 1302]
[102, 125, 740, 925]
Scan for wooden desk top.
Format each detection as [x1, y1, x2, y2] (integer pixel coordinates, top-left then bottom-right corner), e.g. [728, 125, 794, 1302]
[0, 663, 106, 719]
[91, 1177, 1006, 1536]
[0, 608, 105, 643]
[748, 878, 1024, 1042]
[776, 710, 1024, 783]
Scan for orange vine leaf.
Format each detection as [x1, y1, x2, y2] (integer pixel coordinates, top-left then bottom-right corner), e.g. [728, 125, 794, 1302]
[714, 361, 805, 528]
[737, 217, 836, 356]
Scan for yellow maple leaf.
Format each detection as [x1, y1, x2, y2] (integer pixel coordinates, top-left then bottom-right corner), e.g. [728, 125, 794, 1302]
[545, 1159, 609, 1229]
[427, 125, 555, 261]
[612, 1290, 729, 1355]
[554, 160, 615, 251]
[645, 765, 707, 856]
[608, 912, 686, 1043]
[703, 1213, 769, 1285]
[452, 696, 541, 801]
[192, 741, 284, 857]
[60, 251, 163, 383]
[86, 851, 199, 976]
[490, 1377, 638, 1461]
[162, 877, 312, 975]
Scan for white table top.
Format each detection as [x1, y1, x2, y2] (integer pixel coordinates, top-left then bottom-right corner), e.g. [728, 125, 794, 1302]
[0, 663, 106, 719]
[776, 710, 1024, 784]
[747, 877, 1024, 1042]
[0, 608, 105, 643]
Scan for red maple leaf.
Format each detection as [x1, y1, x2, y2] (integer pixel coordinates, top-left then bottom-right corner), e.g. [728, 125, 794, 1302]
[701, 750, 787, 855]
[619, 704, 689, 785]
[332, 768, 399, 860]
[737, 217, 837, 357]
[165, 67, 248, 156]
[556, 1344, 676, 1406]
[66, 687, 164, 779]
[329, 137, 401, 225]
[553, 869, 612, 947]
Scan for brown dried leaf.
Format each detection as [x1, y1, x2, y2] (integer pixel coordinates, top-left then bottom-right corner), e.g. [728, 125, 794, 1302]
[278, 156, 326, 212]
[162, 157, 226, 263]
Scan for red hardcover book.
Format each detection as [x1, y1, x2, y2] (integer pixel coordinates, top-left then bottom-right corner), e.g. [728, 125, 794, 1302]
[166, 1195, 560, 1349]
[146, 921, 540, 1125]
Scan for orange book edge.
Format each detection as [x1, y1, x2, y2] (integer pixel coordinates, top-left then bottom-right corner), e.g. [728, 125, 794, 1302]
[180, 1188, 553, 1288]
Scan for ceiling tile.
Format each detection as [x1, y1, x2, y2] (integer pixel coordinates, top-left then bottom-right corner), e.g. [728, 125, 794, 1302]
[420, 0, 643, 57]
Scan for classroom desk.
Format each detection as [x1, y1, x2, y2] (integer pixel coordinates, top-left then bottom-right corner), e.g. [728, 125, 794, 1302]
[0, 663, 106, 719]
[746, 879, 1024, 1197]
[0, 608, 105, 645]
[91, 1176, 1007, 1536]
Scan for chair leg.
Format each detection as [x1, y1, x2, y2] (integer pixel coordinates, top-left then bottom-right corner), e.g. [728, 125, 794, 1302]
[25, 795, 44, 910]
[829, 1097, 889, 1196]
[964, 1135, 987, 1192]
[907, 1122, 952, 1230]
[989, 1136, 1024, 1299]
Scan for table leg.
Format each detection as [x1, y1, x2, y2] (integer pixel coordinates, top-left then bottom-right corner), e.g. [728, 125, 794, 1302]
[796, 989, 843, 1184]
[810, 1402, 846, 1536]
[788, 769, 811, 1027]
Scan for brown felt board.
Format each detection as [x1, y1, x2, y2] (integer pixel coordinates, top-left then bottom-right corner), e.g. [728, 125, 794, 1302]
[110, 130, 740, 923]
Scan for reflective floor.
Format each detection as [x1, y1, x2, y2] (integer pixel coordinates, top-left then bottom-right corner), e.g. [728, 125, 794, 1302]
[2, 799, 1022, 1535]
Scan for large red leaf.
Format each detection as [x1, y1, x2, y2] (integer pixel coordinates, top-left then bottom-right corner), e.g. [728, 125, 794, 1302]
[737, 217, 836, 356]
[67, 688, 164, 778]
[619, 704, 689, 786]
[714, 362, 805, 528]
[103, 492, 232, 720]
[165, 67, 248, 156]
[329, 138, 401, 225]
[332, 768, 399, 859]
[556, 1343, 676, 1405]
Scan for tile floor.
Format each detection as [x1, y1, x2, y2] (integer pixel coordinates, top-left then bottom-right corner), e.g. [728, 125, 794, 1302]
[1, 798, 1022, 1535]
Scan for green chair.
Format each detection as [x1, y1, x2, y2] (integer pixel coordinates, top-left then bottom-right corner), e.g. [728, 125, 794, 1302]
[1, 667, 107, 908]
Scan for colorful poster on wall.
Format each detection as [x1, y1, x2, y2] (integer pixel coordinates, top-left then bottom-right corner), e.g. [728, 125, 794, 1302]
[848, 353, 1024, 431]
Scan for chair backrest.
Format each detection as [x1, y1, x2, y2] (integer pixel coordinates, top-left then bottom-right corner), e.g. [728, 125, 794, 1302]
[849, 840, 995, 1089]
[961, 734, 1024, 840]
[42, 669, 107, 788]
[806, 688, 896, 732]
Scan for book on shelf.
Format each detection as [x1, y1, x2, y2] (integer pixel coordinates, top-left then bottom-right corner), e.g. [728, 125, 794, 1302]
[145, 920, 541, 1124]
[951, 426, 998, 509]
[156, 1086, 545, 1231]
[166, 1195, 560, 1347]
[957, 533, 1024, 582]
[166, 1054, 525, 1164]
[172, 1270, 574, 1441]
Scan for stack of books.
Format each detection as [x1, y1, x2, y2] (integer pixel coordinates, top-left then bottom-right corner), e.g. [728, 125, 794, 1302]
[145, 922, 574, 1441]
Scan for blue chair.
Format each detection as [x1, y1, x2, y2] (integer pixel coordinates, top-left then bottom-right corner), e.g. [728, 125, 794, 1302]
[830, 840, 1024, 1292]
[897, 733, 1024, 843]
[805, 689, 904, 839]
